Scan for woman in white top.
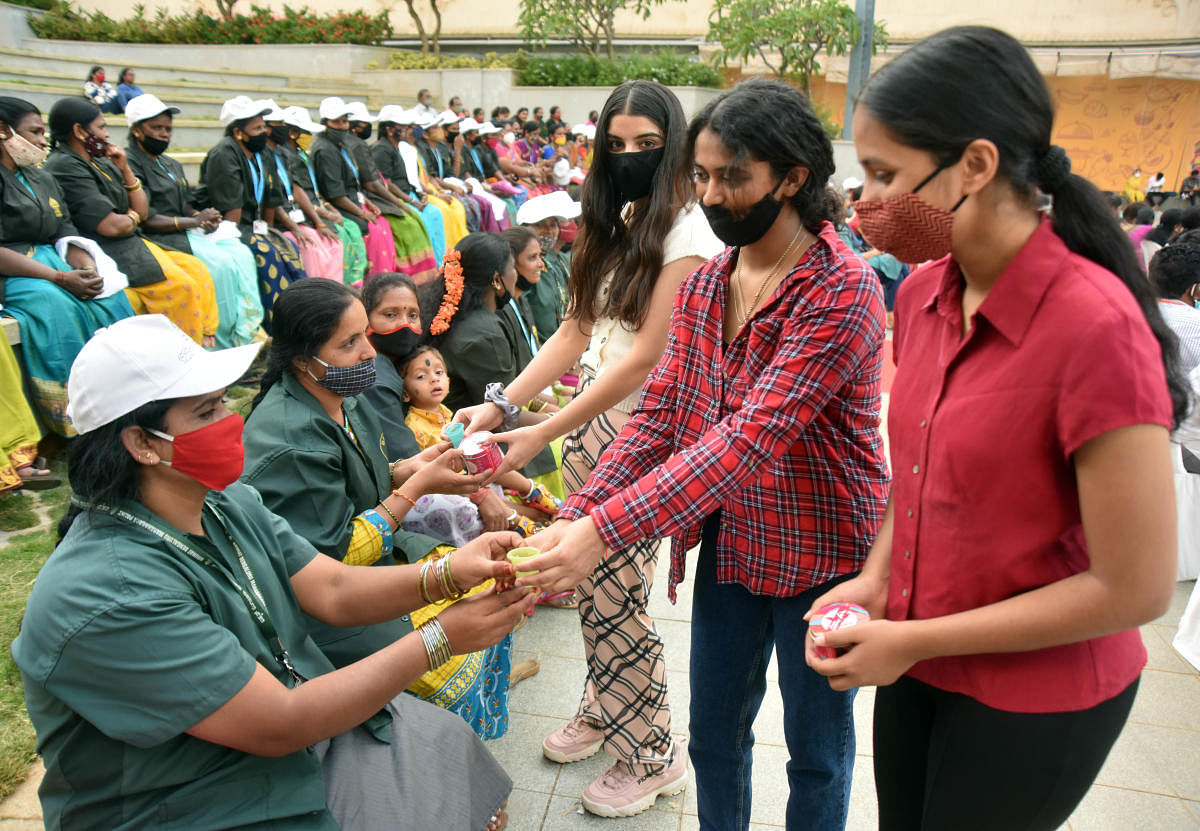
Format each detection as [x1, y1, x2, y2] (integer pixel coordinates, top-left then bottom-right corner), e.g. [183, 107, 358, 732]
[454, 80, 722, 817]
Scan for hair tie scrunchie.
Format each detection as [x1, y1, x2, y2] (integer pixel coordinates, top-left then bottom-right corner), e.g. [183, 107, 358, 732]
[430, 250, 464, 335]
[1036, 145, 1072, 193]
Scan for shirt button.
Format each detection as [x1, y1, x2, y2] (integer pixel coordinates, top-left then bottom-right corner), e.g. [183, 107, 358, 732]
[901, 588, 909, 597]
[905, 550, 911, 559]
[920, 419, 927, 428]
[401, 615, 409, 621]
[907, 508, 913, 517]
[912, 464, 920, 474]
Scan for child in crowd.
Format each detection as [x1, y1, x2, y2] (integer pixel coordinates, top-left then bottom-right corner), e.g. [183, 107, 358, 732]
[401, 345, 563, 526]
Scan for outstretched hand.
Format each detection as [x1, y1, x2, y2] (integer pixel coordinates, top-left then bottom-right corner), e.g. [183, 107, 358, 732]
[515, 516, 605, 596]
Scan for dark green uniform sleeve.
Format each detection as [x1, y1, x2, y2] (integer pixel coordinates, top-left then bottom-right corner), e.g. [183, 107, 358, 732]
[201, 143, 247, 214]
[442, 316, 516, 413]
[312, 145, 350, 201]
[46, 155, 117, 235]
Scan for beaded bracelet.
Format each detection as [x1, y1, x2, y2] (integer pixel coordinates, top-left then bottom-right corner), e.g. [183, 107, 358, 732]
[378, 499, 400, 527]
[393, 488, 419, 509]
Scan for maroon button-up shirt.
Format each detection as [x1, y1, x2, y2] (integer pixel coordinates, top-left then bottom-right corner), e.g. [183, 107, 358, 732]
[889, 220, 1172, 712]
[560, 222, 890, 601]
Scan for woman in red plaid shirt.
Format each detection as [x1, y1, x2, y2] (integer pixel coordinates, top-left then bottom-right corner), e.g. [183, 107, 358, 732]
[520, 78, 891, 829]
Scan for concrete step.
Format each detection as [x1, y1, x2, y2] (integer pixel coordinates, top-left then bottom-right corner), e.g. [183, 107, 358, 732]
[0, 44, 371, 96]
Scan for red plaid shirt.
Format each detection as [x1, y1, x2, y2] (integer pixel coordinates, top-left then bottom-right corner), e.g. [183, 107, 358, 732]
[559, 221, 891, 600]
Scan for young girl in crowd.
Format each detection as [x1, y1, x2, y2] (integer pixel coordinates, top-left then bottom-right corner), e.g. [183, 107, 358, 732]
[401, 344, 559, 531]
[804, 26, 1184, 831]
[454, 80, 724, 817]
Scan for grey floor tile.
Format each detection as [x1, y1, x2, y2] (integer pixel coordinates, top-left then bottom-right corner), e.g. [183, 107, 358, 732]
[540, 795, 682, 829]
[506, 787, 553, 831]
[1093, 722, 1179, 796]
[1186, 800, 1200, 824]
[1159, 581, 1196, 627]
[1136, 724, 1200, 800]
[653, 618, 693, 677]
[1144, 624, 1195, 673]
[846, 754, 879, 831]
[509, 653, 590, 720]
[852, 686, 876, 756]
[489, 712, 569, 795]
[1068, 784, 1198, 830]
[513, 605, 587, 661]
[1130, 669, 1200, 731]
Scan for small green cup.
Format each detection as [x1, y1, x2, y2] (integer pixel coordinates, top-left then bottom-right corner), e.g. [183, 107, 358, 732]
[507, 546, 540, 577]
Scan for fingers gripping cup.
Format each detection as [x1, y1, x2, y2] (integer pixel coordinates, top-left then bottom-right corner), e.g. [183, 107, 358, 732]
[507, 546, 540, 577]
[809, 602, 870, 659]
[460, 431, 504, 475]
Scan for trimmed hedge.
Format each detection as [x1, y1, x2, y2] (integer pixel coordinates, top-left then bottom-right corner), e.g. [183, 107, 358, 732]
[30, 3, 392, 44]
[516, 52, 722, 87]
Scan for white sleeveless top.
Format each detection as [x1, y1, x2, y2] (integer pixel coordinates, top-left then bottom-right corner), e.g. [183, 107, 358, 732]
[578, 202, 724, 413]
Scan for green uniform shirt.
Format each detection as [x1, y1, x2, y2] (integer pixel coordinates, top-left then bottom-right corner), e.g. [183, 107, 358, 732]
[438, 305, 515, 416]
[195, 136, 285, 239]
[370, 140, 416, 197]
[309, 132, 367, 231]
[525, 248, 570, 343]
[11, 483, 339, 830]
[126, 139, 194, 254]
[241, 371, 441, 668]
[0, 163, 79, 303]
[43, 149, 167, 286]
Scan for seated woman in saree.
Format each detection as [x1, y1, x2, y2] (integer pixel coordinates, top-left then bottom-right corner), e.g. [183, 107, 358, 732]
[310, 97, 399, 281]
[14, 313, 529, 831]
[261, 101, 346, 284]
[0, 96, 134, 434]
[44, 97, 218, 347]
[414, 114, 475, 239]
[195, 95, 309, 332]
[0, 337, 60, 492]
[124, 93, 264, 348]
[279, 105, 369, 287]
[242, 278, 520, 738]
[373, 105, 448, 266]
[346, 102, 439, 284]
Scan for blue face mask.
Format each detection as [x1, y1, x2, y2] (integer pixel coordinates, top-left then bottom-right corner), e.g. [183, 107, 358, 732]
[307, 355, 377, 398]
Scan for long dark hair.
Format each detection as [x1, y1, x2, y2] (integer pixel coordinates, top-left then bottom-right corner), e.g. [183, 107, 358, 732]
[57, 399, 174, 543]
[688, 77, 838, 234]
[500, 225, 538, 267]
[250, 279, 360, 410]
[362, 272, 419, 317]
[119, 67, 135, 86]
[568, 80, 693, 329]
[426, 233, 512, 335]
[48, 97, 100, 150]
[0, 97, 38, 134]
[858, 25, 1188, 426]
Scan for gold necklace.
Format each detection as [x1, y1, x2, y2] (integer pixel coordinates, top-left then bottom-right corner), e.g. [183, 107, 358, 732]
[734, 224, 805, 327]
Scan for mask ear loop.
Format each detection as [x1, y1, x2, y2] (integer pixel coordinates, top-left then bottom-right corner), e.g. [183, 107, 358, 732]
[912, 160, 969, 212]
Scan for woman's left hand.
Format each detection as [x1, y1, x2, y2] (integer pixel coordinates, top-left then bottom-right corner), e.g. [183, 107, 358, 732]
[484, 423, 550, 481]
[805, 619, 922, 691]
[447, 531, 524, 590]
[516, 516, 605, 595]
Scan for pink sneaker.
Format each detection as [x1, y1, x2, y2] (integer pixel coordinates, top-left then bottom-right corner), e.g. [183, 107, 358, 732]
[542, 715, 604, 763]
[581, 738, 689, 817]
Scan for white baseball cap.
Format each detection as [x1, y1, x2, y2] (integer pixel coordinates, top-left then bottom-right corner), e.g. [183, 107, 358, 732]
[123, 93, 181, 125]
[437, 109, 463, 127]
[219, 95, 271, 126]
[571, 123, 596, 140]
[842, 176, 864, 191]
[66, 316, 262, 434]
[517, 190, 581, 225]
[281, 106, 324, 134]
[457, 117, 482, 133]
[346, 101, 377, 123]
[477, 121, 500, 136]
[260, 98, 287, 122]
[375, 104, 409, 125]
[414, 111, 439, 129]
[318, 96, 355, 122]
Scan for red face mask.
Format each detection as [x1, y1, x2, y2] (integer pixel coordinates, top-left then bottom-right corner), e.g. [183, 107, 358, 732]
[148, 413, 245, 491]
[94, 73, 105, 84]
[853, 165, 966, 264]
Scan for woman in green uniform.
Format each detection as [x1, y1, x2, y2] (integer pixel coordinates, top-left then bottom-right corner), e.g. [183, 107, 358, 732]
[0, 96, 133, 434]
[44, 97, 219, 346]
[124, 93, 264, 347]
[194, 96, 308, 332]
[14, 313, 529, 830]
[241, 278, 519, 738]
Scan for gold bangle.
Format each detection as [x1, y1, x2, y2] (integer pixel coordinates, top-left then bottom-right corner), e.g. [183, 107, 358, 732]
[442, 553, 463, 597]
[127, 210, 141, 226]
[418, 560, 436, 605]
[393, 489, 419, 509]
[527, 398, 544, 413]
[123, 180, 141, 192]
[173, 216, 181, 231]
[378, 499, 400, 527]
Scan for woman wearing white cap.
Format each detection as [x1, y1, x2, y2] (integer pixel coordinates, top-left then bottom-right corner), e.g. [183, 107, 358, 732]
[14, 313, 526, 831]
[44, 97, 220, 347]
[195, 95, 309, 332]
[124, 93, 264, 348]
[373, 106, 449, 264]
[414, 112, 474, 240]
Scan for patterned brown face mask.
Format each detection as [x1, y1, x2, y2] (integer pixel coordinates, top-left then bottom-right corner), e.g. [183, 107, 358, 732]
[853, 164, 966, 264]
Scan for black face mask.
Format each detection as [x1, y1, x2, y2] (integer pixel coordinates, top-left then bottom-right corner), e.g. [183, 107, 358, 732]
[469, 134, 481, 146]
[701, 182, 786, 248]
[354, 123, 372, 141]
[516, 274, 536, 293]
[325, 126, 348, 146]
[608, 147, 664, 204]
[241, 131, 268, 153]
[137, 134, 170, 156]
[268, 124, 291, 146]
[369, 325, 422, 360]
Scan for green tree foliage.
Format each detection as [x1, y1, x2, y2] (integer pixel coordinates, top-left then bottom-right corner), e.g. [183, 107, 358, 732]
[707, 0, 886, 94]
[515, 51, 722, 87]
[517, 0, 674, 60]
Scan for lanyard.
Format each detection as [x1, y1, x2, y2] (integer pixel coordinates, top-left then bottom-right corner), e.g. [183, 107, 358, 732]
[470, 146, 485, 178]
[339, 147, 359, 181]
[155, 156, 177, 182]
[300, 149, 321, 200]
[76, 496, 306, 687]
[246, 153, 265, 205]
[13, 169, 35, 197]
[431, 145, 444, 178]
[508, 298, 538, 356]
[272, 150, 293, 201]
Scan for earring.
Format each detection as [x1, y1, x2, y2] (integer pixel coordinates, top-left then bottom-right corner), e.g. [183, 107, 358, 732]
[492, 279, 504, 292]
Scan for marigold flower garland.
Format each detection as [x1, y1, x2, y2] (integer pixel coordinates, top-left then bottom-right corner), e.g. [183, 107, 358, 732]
[430, 250, 464, 335]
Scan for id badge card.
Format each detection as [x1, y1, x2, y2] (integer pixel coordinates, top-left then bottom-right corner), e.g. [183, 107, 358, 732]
[252, 219, 268, 236]
[357, 191, 366, 206]
[288, 208, 305, 224]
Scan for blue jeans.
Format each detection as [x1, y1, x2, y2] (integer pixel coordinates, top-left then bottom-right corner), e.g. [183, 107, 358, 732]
[689, 515, 857, 830]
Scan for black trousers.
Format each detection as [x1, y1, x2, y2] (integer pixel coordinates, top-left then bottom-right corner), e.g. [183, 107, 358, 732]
[874, 674, 1138, 831]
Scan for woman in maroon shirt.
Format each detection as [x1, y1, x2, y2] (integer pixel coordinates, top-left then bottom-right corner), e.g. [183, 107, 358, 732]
[805, 26, 1189, 831]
